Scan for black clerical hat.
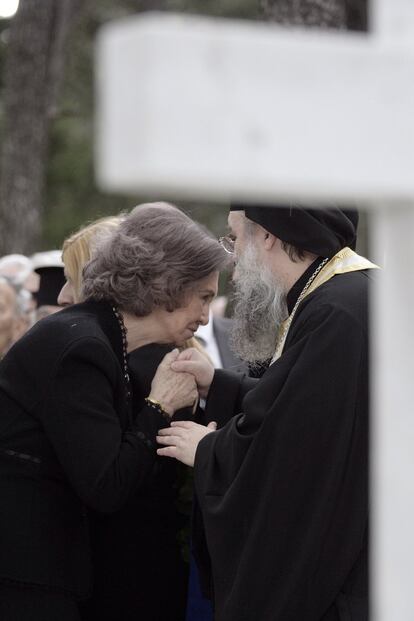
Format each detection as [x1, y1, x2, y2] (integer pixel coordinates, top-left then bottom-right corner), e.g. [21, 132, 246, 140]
[230, 204, 358, 258]
[31, 251, 65, 307]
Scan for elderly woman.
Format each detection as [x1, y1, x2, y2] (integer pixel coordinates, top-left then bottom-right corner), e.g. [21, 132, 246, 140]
[57, 213, 211, 621]
[0, 203, 227, 621]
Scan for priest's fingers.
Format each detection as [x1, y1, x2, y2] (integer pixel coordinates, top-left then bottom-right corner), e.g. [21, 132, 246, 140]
[175, 347, 199, 361]
[170, 358, 214, 399]
[157, 446, 180, 459]
[170, 420, 201, 430]
[156, 443, 196, 467]
[157, 426, 191, 437]
[156, 434, 183, 445]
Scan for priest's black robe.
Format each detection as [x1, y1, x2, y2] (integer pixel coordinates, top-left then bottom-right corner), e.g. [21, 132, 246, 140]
[194, 265, 375, 621]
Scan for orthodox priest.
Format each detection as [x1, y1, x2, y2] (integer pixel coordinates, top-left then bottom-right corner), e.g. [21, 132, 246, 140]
[157, 205, 378, 621]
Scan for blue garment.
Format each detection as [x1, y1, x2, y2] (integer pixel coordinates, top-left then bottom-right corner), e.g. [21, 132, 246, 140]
[185, 555, 213, 621]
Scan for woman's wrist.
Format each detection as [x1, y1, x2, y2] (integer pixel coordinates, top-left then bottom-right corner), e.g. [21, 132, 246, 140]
[146, 395, 172, 417]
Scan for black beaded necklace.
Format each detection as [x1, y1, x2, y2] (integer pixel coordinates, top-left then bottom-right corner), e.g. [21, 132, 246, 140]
[111, 305, 132, 401]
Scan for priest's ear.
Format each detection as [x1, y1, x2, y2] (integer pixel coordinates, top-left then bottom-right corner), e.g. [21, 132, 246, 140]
[261, 227, 277, 251]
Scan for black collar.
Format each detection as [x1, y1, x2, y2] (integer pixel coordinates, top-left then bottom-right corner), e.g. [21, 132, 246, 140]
[286, 257, 326, 315]
[77, 299, 124, 369]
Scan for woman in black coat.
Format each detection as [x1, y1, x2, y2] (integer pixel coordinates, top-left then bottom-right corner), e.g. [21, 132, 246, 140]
[0, 202, 227, 621]
[58, 213, 211, 621]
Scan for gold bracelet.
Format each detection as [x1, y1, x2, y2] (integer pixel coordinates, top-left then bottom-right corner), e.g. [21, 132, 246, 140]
[144, 396, 169, 419]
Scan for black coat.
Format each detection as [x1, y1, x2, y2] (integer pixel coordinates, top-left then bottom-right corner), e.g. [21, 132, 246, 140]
[0, 301, 166, 600]
[81, 342, 191, 621]
[194, 268, 374, 621]
[212, 317, 246, 372]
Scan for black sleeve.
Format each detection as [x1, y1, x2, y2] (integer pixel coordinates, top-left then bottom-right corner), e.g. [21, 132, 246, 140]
[39, 337, 164, 513]
[204, 369, 258, 428]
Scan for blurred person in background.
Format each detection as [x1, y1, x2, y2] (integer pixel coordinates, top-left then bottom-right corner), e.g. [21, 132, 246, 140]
[0, 276, 31, 359]
[31, 250, 66, 320]
[195, 309, 244, 372]
[209, 295, 227, 318]
[0, 254, 39, 322]
[58, 217, 122, 306]
[0, 254, 39, 297]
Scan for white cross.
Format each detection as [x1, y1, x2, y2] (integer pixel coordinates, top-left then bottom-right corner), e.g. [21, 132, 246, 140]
[96, 2, 414, 617]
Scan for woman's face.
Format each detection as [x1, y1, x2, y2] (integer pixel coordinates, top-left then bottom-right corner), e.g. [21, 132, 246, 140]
[156, 271, 219, 345]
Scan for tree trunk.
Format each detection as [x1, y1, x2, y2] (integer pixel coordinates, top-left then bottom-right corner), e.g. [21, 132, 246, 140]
[260, 0, 369, 253]
[260, 0, 346, 29]
[0, 0, 84, 255]
[261, 0, 367, 31]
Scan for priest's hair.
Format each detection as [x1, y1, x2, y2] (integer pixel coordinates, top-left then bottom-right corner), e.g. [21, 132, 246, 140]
[230, 239, 288, 365]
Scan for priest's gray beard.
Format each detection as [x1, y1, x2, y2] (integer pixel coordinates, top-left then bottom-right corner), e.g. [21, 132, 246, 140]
[230, 242, 288, 365]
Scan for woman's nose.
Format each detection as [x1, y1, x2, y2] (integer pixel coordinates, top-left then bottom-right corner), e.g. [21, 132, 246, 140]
[199, 307, 210, 326]
[57, 283, 71, 307]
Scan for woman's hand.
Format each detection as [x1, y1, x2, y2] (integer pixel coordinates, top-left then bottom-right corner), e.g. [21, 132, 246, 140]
[149, 349, 198, 417]
[170, 348, 215, 399]
[156, 420, 217, 466]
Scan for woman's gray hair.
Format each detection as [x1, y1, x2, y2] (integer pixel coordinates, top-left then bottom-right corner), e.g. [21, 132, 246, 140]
[82, 202, 229, 316]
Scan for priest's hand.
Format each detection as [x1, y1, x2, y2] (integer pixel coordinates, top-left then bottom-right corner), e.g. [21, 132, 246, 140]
[156, 420, 217, 466]
[149, 350, 198, 417]
[170, 348, 215, 399]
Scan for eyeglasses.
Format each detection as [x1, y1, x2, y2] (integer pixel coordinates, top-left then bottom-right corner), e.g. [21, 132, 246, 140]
[218, 235, 235, 255]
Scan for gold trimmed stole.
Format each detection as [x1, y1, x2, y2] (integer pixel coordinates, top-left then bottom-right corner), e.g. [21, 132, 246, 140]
[271, 247, 379, 364]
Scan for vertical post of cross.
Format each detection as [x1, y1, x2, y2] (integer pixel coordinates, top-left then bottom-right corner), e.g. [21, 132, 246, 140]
[371, 3, 414, 619]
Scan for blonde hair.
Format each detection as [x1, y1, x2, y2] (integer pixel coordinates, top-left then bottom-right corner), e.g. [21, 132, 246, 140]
[62, 216, 123, 302]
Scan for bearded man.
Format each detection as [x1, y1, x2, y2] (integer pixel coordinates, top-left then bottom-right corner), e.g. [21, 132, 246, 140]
[157, 205, 378, 621]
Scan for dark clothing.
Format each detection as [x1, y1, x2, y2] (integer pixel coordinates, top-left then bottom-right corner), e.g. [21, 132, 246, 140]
[0, 584, 80, 621]
[187, 320, 245, 621]
[0, 301, 165, 600]
[194, 269, 373, 621]
[212, 317, 246, 373]
[82, 343, 190, 621]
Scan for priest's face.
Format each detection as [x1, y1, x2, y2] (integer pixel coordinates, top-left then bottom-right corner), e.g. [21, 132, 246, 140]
[228, 212, 288, 365]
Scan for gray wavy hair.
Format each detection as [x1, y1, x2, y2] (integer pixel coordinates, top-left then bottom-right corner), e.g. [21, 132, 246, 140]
[82, 202, 228, 316]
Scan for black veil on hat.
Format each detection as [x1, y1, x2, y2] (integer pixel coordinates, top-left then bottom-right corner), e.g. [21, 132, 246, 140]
[230, 204, 359, 258]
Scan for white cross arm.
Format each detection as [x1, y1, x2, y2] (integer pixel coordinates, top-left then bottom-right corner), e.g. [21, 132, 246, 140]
[96, 13, 414, 204]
